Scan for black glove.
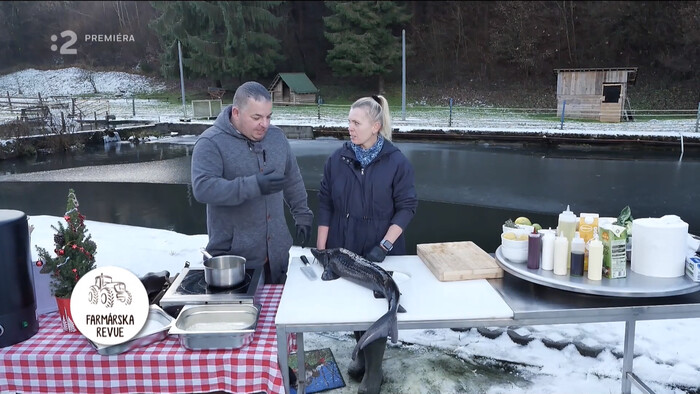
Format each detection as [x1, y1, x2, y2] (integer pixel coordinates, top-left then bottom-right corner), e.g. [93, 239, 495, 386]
[365, 245, 387, 262]
[256, 168, 285, 195]
[296, 224, 311, 248]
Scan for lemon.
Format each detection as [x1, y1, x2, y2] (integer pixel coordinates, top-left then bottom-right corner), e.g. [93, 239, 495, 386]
[503, 232, 516, 240]
[517, 234, 528, 241]
[514, 217, 531, 226]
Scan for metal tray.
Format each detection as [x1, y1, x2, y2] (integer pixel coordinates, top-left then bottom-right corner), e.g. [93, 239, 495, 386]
[89, 305, 173, 355]
[168, 303, 259, 350]
[495, 247, 700, 298]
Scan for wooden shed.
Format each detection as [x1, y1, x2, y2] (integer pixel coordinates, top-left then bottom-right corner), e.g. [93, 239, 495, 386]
[268, 73, 318, 105]
[554, 67, 638, 122]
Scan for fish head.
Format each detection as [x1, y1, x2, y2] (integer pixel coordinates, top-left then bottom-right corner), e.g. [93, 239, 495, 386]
[310, 248, 330, 268]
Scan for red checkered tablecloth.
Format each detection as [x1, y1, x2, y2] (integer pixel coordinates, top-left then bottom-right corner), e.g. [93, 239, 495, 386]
[0, 284, 296, 394]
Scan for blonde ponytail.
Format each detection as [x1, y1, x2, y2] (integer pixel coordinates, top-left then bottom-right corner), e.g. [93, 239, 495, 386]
[351, 95, 393, 141]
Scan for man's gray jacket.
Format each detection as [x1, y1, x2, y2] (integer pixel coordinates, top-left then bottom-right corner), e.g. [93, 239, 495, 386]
[191, 105, 313, 284]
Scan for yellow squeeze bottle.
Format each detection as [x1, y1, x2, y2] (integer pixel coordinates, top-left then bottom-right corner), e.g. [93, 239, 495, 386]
[557, 205, 577, 268]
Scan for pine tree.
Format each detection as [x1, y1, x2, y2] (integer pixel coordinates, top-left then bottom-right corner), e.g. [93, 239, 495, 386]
[36, 189, 97, 299]
[324, 1, 412, 93]
[149, 1, 283, 85]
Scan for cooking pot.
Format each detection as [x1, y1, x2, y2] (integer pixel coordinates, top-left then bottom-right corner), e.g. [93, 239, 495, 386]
[201, 249, 246, 288]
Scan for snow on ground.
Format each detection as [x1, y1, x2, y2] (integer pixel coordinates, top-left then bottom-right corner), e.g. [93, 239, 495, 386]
[0, 67, 167, 96]
[1, 67, 698, 139]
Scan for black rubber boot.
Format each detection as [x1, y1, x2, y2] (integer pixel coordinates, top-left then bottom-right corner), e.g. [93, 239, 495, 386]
[347, 330, 365, 382]
[358, 336, 387, 394]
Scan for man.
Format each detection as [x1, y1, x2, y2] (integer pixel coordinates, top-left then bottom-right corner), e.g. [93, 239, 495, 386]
[191, 81, 313, 284]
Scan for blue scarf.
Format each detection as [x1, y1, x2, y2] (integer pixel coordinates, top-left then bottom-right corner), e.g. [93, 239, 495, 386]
[351, 135, 384, 168]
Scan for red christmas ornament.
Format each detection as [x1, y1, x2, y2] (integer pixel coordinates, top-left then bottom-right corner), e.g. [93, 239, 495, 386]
[64, 215, 71, 222]
[72, 244, 78, 249]
[58, 249, 65, 256]
[36, 260, 43, 267]
[72, 268, 77, 273]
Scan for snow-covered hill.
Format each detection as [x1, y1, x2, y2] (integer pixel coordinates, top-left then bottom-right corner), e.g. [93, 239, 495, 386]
[0, 67, 166, 96]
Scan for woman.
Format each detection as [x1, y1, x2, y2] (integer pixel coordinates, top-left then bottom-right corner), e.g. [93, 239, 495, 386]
[316, 95, 418, 394]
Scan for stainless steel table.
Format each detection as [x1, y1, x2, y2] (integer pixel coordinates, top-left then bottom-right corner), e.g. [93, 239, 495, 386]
[276, 254, 700, 394]
[489, 272, 700, 394]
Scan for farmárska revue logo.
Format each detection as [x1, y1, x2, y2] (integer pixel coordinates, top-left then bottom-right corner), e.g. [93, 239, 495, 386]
[71, 266, 149, 345]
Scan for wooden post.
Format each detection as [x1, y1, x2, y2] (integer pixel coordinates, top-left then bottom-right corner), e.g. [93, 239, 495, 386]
[61, 112, 66, 133]
[696, 102, 699, 133]
[38, 92, 42, 105]
[71, 98, 75, 118]
[132, 97, 135, 116]
[6, 91, 10, 110]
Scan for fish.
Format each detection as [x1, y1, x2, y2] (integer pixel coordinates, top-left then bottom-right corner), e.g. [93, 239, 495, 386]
[310, 247, 400, 360]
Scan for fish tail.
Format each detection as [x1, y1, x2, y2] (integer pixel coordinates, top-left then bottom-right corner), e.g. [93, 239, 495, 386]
[355, 310, 398, 355]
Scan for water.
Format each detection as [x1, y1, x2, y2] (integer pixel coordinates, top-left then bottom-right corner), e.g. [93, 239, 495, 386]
[1, 139, 698, 255]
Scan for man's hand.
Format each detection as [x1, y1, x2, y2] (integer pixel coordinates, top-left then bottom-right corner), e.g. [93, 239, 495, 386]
[256, 168, 285, 195]
[365, 245, 387, 262]
[296, 224, 311, 248]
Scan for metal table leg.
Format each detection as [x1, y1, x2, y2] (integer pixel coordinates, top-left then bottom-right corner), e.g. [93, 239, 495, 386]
[297, 332, 306, 394]
[277, 326, 290, 394]
[621, 319, 655, 394]
[622, 319, 635, 394]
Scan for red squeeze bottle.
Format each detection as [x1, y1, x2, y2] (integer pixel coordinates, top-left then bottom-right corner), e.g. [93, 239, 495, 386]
[527, 228, 542, 270]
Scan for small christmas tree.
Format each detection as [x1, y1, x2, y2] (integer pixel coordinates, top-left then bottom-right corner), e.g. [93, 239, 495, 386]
[36, 189, 97, 299]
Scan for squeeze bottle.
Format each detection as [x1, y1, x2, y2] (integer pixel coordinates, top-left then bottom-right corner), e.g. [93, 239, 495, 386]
[540, 229, 555, 271]
[527, 229, 542, 270]
[579, 213, 599, 271]
[557, 205, 577, 268]
[587, 231, 604, 281]
[570, 231, 585, 276]
[553, 234, 569, 276]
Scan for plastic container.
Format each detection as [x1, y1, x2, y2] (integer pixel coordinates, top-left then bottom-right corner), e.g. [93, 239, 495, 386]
[553, 235, 569, 276]
[570, 232, 585, 276]
[540, 229, 555, 271]
[579, 213, 599, 271]
[501, 233, 529, 263]
[527, 230, 542, 270]
[557, 205, 577, 268]
[587, 233, 604, 281]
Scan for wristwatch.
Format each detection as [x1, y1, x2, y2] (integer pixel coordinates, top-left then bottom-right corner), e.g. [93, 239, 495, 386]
[380, 239, 393, 252]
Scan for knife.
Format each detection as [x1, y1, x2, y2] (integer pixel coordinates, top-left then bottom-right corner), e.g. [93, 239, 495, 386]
[300, 255, 318, 280]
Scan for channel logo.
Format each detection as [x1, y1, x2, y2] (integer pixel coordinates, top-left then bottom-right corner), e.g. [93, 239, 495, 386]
[50, 30, 135, 55]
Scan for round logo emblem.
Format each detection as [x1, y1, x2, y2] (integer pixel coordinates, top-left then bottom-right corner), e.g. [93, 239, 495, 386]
[70, 266, 149, 346]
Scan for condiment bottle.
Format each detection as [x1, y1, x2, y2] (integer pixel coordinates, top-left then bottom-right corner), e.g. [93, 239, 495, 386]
[527, 229, 542, 270]
[557, 205, 577, 269]
[578, 213, 599, 271]
[540, 229, 555, 271]
[553, 234, 569, 276]
[587, 230, 604, 281]
[570, 231, 585, 276]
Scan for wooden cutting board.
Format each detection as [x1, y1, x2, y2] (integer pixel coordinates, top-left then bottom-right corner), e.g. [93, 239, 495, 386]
[417, 241, 503, 281]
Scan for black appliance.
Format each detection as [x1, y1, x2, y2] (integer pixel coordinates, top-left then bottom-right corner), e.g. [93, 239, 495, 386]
[0, 210, 39, 348]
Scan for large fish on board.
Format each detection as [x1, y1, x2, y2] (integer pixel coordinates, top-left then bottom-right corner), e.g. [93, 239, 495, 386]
[310, 247, 400, 360]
